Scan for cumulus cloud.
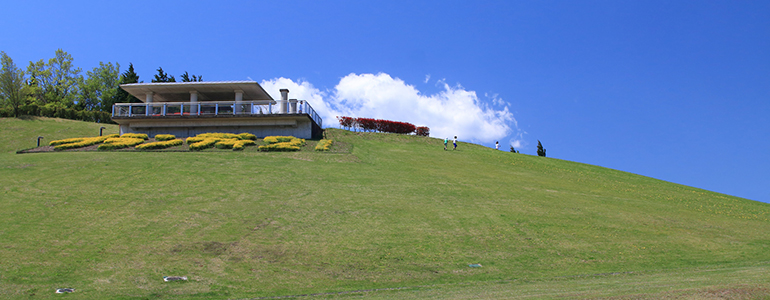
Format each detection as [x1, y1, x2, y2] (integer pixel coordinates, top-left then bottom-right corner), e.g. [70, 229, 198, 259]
[261, 73, 519, 144]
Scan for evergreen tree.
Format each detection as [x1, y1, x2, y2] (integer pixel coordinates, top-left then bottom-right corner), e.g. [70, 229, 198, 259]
[152, 67, 175, 82]
[510, 146, 516, 153]
[537, 140, 546, 157]
[114, 63, 141, 105]
[180, 71, 202, 82]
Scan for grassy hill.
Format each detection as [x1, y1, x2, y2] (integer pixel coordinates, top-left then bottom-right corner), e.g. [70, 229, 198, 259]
[1, 117, 769, 299]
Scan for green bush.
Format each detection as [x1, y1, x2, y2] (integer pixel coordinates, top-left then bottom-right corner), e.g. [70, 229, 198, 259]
[136, 139, 183, 150]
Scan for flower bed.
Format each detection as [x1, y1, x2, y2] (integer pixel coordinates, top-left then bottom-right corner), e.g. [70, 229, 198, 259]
[186, 132, 258, 151]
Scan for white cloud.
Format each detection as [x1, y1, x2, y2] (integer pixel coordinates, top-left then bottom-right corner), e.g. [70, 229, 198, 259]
[261, 73, 519, 144]
[424, 74, 431, 83]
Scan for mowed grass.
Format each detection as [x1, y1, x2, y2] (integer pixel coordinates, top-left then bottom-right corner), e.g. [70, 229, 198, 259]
[1, 117, 769, 299]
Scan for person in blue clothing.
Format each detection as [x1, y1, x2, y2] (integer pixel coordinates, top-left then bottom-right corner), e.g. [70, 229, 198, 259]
[453, 136, 458, 150]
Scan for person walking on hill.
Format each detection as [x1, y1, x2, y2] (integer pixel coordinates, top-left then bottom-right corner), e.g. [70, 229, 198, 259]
[495, 141, 500, 150]
[444, 137, 449, 151]
[453, 136, 458, 150]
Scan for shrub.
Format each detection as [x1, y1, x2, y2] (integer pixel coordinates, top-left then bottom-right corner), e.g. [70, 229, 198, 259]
[259, 136, 305, 152]
[97, 137, 145, 150]
[120, 133, 149, 140]
[185, 136, 205, 144]
[51, 134, 119, 150]
[416, 126, 430, 136]
[189, 138, 219, 151]
[263, 136, 296, 144]
[136, 139, 183, 150]
[315, 139, 333, 151]
[196, 133, 242, 140]
[154, 134, 176, 141]
[238, 133, 257, 140]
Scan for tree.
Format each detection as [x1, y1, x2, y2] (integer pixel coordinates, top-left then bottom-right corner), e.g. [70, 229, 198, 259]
[180, 71, 202, 82]
[0, 51, 26, 117]
[510, 146, 516, 153]
[26, 49, 82, 107]
[537, 140, 546, 157]
[114, 63, 141, 105]
[78, 62, 120, 112]
[152, 67, 175, 82]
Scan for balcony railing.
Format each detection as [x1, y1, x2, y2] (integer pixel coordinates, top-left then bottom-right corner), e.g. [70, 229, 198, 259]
[112, 100, 322, 127]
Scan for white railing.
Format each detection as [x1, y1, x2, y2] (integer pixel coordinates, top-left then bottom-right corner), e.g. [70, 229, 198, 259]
[112, 100, 322, 127]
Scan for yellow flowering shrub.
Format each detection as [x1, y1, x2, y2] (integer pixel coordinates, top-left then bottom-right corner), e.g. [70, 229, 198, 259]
[238, 133, 257, 140]
[259, 136, 305, 152]
[154, 134, 176, 141]
[51, 134, 119, 150]
[120, 133, 149, 140]
[263, 136, 295, 144]
[189, 138, 219, 151]
[97, 137, 145, 150]
[315, 139, 333, 151]
[136, 139, 184, 150]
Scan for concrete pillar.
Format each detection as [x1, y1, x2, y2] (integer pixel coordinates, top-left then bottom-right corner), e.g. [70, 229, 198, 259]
[289, 99, 298, 113]
[190, 91, 198, 114]
[145, 92, 154, 116]
[234, 90, 244, 114]
[279, 89, 289, 114]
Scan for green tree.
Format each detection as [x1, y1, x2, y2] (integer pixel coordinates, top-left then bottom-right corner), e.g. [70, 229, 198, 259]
[537, 140, 546, 157]
[0, 51, 26, 117]
[152, 67, 175, 82]
[26, 49, 82, 108]
[114, 63, 141, 105]
[180, 71, 202, 82]
[78, 62, 120, 112]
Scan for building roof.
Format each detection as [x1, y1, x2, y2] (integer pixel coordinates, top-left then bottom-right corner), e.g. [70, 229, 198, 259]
[119, 81, 274, 102]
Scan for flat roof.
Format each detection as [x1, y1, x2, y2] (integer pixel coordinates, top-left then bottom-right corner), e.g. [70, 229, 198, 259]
[119, 81, 274, 102]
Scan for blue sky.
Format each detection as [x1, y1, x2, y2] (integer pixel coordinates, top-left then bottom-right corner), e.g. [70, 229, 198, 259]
[2, 1, 768, 203]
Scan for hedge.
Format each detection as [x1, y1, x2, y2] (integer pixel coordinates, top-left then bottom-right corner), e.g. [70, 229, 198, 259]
[215, 139, 256, 150]
[120, 133, 149, 140]
[259, 136, 305, 152]
[189, 138, 219, 151]
[315, 139, 333, 151]
[136, 139, 184, 150]
[263, 136, 295, 144]
[51, 134, 119, 150]
[336, 116, 424, 135]
[97, 137, 145, 150]
[154, 134, 176, 141]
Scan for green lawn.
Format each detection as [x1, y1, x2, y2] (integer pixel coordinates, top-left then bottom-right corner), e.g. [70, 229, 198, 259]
[1, 117, 769, 299]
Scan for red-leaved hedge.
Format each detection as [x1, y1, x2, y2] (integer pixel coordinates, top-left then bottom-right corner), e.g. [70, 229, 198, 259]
[337, 116, 427, 135]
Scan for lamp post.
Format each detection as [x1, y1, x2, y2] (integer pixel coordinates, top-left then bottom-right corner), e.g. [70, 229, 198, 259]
[37, 136, 44, 147]
[100, 127, 106, 136]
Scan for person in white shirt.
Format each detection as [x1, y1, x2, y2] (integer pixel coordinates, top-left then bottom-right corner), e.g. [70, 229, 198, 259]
[453, 136, 458, 150]
[495, 141, 499, 150]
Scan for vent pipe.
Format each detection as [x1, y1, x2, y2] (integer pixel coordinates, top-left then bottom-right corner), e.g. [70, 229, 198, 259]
[279, 89, 289, 113]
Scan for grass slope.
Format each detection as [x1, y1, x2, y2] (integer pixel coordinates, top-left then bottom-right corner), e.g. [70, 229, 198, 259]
[1, 117, 769, 299]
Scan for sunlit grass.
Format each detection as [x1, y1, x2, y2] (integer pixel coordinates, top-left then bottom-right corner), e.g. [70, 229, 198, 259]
[1, 117, 769, 299]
